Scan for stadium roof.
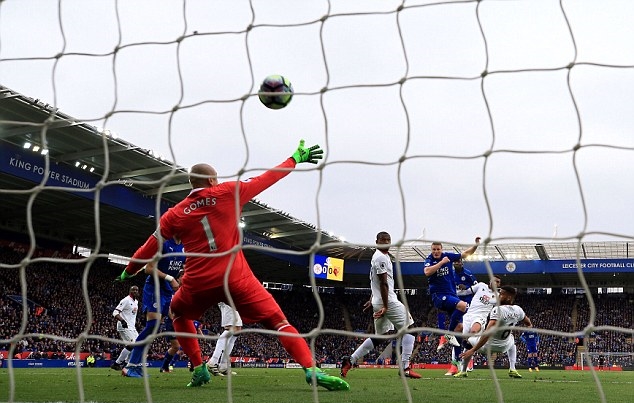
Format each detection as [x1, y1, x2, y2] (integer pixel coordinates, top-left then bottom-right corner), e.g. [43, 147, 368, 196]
[0, 84, 343, 256]
[2, 84, 633, 288]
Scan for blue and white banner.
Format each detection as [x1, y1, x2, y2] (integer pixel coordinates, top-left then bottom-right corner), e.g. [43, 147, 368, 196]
[0, 141, 171, 217]
[343, 259, 634, 276]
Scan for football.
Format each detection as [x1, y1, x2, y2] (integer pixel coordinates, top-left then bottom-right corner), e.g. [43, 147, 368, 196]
[258, 75, 293, 109]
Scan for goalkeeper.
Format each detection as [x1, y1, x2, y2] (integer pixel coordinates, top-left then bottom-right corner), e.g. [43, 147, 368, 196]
[118, 140, 349, 391]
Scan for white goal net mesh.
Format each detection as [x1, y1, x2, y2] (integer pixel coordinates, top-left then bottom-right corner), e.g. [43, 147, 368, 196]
[1, 1, 633, 403]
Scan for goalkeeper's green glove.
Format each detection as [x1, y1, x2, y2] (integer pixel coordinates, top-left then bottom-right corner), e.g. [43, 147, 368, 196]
[291, 139, 323, 164]
[115, 270, 133, 282]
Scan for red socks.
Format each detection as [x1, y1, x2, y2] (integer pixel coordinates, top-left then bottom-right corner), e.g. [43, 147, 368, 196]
[172, 316, 202, 367]
[277, 324, 313, 368]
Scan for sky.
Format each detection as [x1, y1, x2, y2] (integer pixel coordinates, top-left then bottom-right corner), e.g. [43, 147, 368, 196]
[1, 0, 633, 248]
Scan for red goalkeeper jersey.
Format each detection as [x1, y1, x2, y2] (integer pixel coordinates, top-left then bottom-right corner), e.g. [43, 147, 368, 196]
[156, 157, 296, 291]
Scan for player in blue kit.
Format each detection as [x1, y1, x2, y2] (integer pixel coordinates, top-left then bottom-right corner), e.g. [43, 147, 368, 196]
[520, 330, 540, 372]
[424, 237, 480, 375]
[437, 260, 478, 351]
[449, 260, 478, 372]
[453, 260, 478, 306]
[121, 236, 186, 378]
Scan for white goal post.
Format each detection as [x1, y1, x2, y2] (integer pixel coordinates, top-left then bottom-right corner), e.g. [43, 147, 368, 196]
[579, 352, 634, 370]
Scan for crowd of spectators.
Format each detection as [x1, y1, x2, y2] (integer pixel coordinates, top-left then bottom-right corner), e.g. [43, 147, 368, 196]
[1, 247, 148, 358]
[1, 245, 632, 368]
[576, 294, 634, 367]
[577, 294, 633, 352]
[512, 294, 578, 367]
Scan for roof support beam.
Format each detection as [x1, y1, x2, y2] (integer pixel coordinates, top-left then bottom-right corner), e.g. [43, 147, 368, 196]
[145, 183, 192, 195]
[412, 246, 427, 259]
[242, 209, 274, 217]
[111, 166, 182, 179]
[495, 245, 506, 260]
[0, 119, 83, 140]
[270, 229, 319, 239]
[55, 144, 140, 162]
[246, 219, 295, 230]
[535, 244, 549, 260]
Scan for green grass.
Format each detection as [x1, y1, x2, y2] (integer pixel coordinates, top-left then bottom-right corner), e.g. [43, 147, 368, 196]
[0, 367, 632, 403]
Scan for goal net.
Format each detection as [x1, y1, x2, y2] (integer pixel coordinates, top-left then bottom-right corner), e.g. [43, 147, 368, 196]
[579, 352, 634, 370]
[1, 1, 633, 403]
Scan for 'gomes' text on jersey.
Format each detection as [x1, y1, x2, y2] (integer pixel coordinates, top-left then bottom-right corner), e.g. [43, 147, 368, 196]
[159, 158, 296, 291]
[145, 238, 185, 294]
[424, 252, 461, 295]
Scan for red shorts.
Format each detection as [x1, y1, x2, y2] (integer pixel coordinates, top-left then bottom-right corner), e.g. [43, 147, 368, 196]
[170, 273, 287, 329]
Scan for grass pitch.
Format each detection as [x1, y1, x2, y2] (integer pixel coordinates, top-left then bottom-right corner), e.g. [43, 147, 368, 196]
[0, 367, 632, 403]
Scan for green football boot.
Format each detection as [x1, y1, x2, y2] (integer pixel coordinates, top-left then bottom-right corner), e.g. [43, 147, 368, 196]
[305, 367, 350, 391]
[187, 364, 211, 387]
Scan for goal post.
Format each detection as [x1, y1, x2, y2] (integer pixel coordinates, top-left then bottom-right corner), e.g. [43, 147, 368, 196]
[579, 352, 634, 371]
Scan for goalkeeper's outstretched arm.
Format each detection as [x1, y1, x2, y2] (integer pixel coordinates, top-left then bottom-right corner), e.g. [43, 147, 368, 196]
[119, 233, 160, 280]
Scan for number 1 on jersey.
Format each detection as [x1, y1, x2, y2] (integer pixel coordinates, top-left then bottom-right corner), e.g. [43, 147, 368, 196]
[199, 216, 218, 251]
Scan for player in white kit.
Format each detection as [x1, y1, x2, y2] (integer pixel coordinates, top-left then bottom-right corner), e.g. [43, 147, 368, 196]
[456, 285, 533, 378]
[458, 276, 500, 338]
[206, 302, 243, 376]
[340, 231, 421, 379]
[455, 275, 501, 372]
[111, 286, 140, 369]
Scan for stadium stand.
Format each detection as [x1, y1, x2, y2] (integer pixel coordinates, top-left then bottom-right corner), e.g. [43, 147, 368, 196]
[2, 243, 632, 370]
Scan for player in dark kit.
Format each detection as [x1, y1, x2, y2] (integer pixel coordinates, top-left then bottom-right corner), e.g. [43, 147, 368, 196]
[118, 140, 348, 391]
[520, 330, 540, 372]
[424, 238, 480, 375]
[120, 237, 185, 377]
[437, 260, 477, 352]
